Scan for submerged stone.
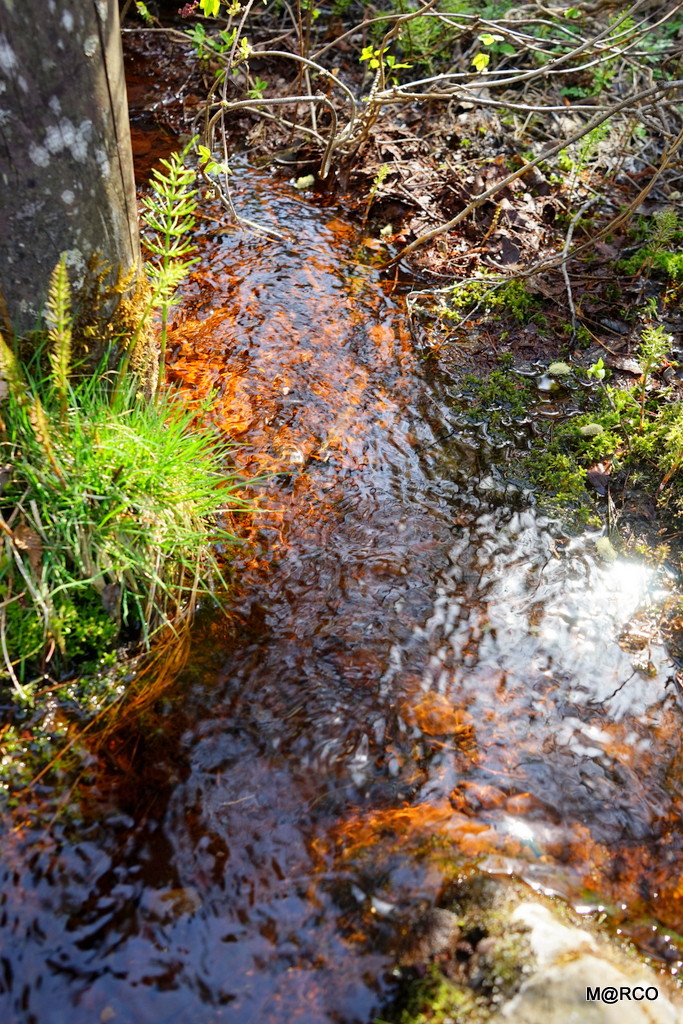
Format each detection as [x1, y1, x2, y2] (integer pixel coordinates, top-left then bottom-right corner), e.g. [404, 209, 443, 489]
[495, 903, 681, 1024]
[400, 907, 462, 966]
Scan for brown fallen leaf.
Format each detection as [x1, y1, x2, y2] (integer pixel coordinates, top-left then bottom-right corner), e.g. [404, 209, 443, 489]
[493, 233, 521, 266]
[594, 241, 621, 259]
[605, 355, 642, 375]
[405, 691, 475, 738]
[13, 523, 43, 577]
[586, 470, 611, 496]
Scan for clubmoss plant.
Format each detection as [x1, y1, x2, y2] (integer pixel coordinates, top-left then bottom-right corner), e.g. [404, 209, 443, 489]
[619, 208, 683, 282]
[140, 142, 199, 392]
[634, 322, 671, 432]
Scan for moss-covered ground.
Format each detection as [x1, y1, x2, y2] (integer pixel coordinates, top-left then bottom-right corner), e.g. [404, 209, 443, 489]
[420, 281, 683, 557]
[374, 874, 537, 1024]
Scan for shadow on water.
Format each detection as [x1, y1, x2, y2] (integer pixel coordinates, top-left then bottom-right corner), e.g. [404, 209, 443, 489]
[2, 160, 683, 1022]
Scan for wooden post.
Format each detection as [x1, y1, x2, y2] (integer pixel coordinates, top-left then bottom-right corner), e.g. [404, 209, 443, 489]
[0, 0, 139, 334]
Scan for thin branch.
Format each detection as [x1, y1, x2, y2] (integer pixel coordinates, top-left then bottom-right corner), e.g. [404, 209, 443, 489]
[388, 79, 683, 266]
[530, 121, 683, 277]
[562, 196, 600, 337]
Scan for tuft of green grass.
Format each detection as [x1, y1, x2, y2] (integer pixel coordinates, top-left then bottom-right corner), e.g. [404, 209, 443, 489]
[0, 344, 246, 695]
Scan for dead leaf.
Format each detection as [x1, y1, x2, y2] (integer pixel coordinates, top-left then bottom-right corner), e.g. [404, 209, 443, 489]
[406, 692, 475, 738]
[594, 241, 620, 259]
[524, 275, 566, 298]
[599, 318, 630, 335]
[586, 470, 611, 496]
[13, 523, 43, 577]
[493, 234, 521, 266]
[605, 355, 642, 375]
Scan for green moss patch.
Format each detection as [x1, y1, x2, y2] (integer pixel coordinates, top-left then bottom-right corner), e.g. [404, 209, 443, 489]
[437, 279, 540, 326]
[379, 964, 479, 1024]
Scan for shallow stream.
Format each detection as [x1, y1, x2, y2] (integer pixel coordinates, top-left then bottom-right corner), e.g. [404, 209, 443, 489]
[2, 157, 683, 1023]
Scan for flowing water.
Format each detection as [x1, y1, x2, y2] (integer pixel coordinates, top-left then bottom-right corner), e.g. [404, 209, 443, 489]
[2, 152, 683, 1023]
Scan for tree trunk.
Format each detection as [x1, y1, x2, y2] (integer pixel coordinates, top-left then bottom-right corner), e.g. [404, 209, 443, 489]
[0, 0, 139, 335]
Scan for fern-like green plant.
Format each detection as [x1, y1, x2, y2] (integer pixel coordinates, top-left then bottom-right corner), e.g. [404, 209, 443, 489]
[362, 163, 390, 229]
[648, 207, 678, 252]
[0, 329, 29, 410]
[636, 322, 671, 433]
[140, 140, 199, 392]
[659, 407, 683, 491]
[45, 252, 73, 429]
[568, 120, 611, 194]
[618, 209, 683, 283]
[636, 208, 679, 281]
[0, 330, 64, 483]
[27, 396, 64, 484]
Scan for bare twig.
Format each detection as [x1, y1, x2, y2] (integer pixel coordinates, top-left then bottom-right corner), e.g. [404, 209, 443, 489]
[388, 80, 683, 266]
[562, 196, 600, 338]
[0, 589, 27, 700]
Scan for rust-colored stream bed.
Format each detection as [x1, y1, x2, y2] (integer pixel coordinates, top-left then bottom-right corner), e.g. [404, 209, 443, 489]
[2, 161, 683, 1023]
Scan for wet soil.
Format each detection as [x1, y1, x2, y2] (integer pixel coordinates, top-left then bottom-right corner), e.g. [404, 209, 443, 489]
[1, 33, 683, 1024]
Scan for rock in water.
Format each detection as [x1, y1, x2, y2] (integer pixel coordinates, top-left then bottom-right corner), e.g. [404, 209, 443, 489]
[400, 907, 462, 965]
[494, 903, 682, 1024]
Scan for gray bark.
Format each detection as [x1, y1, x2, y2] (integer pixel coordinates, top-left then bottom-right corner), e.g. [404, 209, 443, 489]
[0, 0, 139, 334]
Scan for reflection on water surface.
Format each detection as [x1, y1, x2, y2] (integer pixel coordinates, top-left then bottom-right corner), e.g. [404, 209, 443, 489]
[1, 161, 682, 1023]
